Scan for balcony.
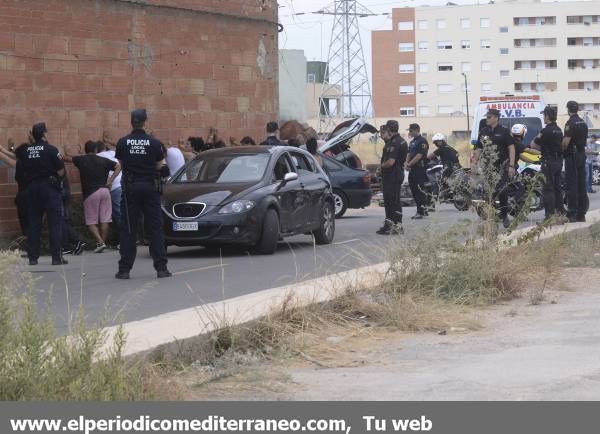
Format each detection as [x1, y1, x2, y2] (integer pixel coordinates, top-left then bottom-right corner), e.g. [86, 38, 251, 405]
[513, 16, 556, 26]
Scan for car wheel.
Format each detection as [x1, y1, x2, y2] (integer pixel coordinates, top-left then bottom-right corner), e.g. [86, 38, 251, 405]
[254, 208, 279, 255]
[313, 201, 335, 245]
[332, 189, 348, 218]
[593, 166, 600, 186]
[452, 193, 471, 211]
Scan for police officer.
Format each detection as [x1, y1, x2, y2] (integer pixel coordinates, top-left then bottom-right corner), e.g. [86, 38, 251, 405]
[115, 109, 171, 279]
[562, 101, 589, 222]
[377, 121, 408, 235]
[15, 123, 67, 266]
[472, 108, 516, 228]
[406, 123, 430, 219]
[533, 106, 564, 220]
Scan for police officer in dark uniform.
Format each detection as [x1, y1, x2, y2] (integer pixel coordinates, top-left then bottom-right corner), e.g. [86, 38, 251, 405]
[115, 109, 171, 279]
[406, 123, 430, 219]
[533, 106, 563, 221]
[377, 120, 408, 235]
[15, 123, 67, 266]
[473, 108, 516, 228]
[562, 101, 589, 222]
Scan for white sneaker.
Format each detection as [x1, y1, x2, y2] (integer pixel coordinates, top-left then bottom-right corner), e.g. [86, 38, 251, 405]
[94, 243, 107, 253]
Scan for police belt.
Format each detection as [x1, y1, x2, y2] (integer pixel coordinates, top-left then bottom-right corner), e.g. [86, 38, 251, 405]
[123, 173, 157, 184]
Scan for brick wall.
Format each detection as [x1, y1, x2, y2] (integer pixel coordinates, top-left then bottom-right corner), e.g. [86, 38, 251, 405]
[0, 0, 279, 240]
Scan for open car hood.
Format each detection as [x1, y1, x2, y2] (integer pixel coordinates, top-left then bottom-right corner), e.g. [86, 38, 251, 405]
[318, 118, 378, 154]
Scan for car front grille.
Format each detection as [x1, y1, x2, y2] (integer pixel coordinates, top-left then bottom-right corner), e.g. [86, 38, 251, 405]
[173, 203, 205, 219]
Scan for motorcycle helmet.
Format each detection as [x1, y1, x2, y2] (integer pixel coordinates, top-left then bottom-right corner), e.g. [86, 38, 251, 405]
[432, 133, 446, 145]
[510, 124, 527, 138]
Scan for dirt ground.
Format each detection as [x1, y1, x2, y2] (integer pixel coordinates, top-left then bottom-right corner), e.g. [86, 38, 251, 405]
[171, 267, 600, 401]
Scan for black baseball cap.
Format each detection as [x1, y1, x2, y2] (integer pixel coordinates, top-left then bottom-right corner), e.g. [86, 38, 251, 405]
[567, 100, 579, 112]
[131, 109, 148, 124]
[407, 123, 420, 131]
[486, 108, 501, 118]
[31, 122, 48, 140]
[540, 105, 557, 116]
[385, 120, 399, 133]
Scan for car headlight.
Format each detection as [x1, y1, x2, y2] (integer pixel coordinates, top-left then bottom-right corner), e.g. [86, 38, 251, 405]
[218, 200, 256, 215]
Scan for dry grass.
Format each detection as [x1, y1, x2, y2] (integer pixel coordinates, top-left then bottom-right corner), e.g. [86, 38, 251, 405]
[0, 251, 179, 401]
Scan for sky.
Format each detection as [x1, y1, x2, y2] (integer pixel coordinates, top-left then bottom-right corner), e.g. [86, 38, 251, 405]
[278, 0, 580, 80]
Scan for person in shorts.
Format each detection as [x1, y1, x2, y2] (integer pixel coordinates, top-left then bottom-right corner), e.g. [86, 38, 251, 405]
[64, 141, 121, 252]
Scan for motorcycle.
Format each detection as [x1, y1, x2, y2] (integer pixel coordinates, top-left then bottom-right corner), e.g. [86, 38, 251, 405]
[470, 158, 545, 220]
[424, 158, 472, 211]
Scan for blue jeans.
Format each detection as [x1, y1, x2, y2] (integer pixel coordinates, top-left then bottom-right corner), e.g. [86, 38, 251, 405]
[585, 162, 593, 193]
[110, 187, 122, 227]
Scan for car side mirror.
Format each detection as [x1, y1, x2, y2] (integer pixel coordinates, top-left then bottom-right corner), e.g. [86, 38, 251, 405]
[282, 172, 298, 184]
[280, 172, 298, 187]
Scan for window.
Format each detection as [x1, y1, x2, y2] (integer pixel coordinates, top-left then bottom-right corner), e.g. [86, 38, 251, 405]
[399, 63, 415, 73]
[307, 73, 316, 83]
[418, 63, 429, 73]
[273, 155, 292, 181]
[438, 62, 453, 72]
[418, 41, 429, 50]
[499, 26, 509, 33]
[399, 85, 415, 95]
[437, 40, 453, 50]
[481, 61, 492, 71]
[437, 84, 454, 93]
[583, 37, 593, 47]
[176, 153, 270, 184]
[500, 48, 509, 55]
[437, 19, 447, 29]
[461, 40, 471, 49]
[400, 107, 416, 117]
[419, 106, 430, 116]
[481, 39, 491, 48]
[481, 83, 492, 92]
[500, 70, 510, 77]
[290, 152, 315, 174]
[418, 20, 428, 30]
[460, 18, 471, 29]
[398, 21, 414, 31]
[480, 18, 490, 28]
[419, 84, 429, 93]
[462, 62, 471, 72]
[399, 42, 414, 52]
[438, 105, 454, 114]
[567, 38, 576, 46]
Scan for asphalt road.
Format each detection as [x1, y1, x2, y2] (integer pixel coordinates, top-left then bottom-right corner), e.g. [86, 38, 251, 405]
[23, 195, 600, 331]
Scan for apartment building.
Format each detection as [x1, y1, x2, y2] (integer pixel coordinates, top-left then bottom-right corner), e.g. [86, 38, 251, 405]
[372, 0, 600, 123]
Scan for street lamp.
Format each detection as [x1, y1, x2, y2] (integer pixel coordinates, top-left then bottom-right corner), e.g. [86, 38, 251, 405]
[462, 72, 470, 132]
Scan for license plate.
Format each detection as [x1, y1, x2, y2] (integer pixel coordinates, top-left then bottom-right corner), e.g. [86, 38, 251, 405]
[173, 222, 199, 232]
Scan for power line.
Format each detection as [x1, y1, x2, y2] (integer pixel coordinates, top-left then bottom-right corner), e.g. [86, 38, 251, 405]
[303, 1, 378, 126]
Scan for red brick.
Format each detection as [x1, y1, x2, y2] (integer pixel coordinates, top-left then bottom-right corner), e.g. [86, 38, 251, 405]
[0, 32, 13, 50]
[63, 92, 97, 110]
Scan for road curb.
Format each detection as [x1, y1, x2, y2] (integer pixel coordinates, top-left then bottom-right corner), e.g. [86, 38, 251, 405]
[108, 209, 600, 357]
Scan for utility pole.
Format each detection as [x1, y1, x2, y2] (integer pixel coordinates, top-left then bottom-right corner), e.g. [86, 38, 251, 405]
[462, 72, 470, 132]
[299, 1, 386, 130]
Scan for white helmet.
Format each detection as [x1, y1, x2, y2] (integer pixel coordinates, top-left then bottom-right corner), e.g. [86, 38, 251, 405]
[511, 124, 527, 137]
[432, 133, 446, 143]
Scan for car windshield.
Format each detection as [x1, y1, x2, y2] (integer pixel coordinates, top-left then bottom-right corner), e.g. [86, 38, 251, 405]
[173, 154, 270, 184]
[499, 117, 543, 145]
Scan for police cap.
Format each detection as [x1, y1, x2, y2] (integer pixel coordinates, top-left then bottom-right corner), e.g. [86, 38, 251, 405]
[540, 105, 557, 117]
[407, 123, 420, 131]
[566, 101, 579, 113]
[385, 120, 399, 133]
[131, 109, 148, 125]
[31, 122, 48, 141]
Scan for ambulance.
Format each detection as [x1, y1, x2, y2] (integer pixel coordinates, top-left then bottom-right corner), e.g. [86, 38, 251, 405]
[470, 94, 546, 146]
